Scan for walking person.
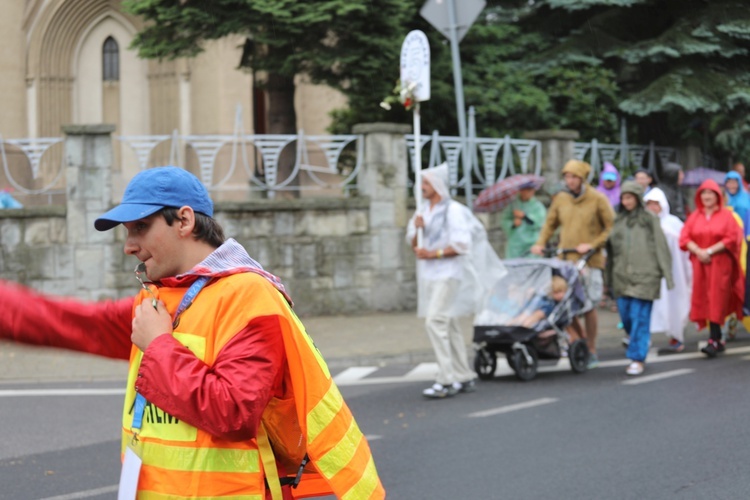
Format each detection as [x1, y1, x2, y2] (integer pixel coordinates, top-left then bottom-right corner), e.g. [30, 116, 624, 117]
[530, 159, 615, 368]
[0, 167, 384, 499]
[500, 180, 546, 258]
[407, 163, 505, 398]
[606, 182, 673, 375]
[679, 179, 745, 357]
[644, 188, 692, 352]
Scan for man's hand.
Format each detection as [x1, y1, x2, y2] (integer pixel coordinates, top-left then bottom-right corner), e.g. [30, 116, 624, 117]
[576, 243, 593, 255]
[513, 209, 525, 219]
[530, 245, 544, 256]
[414, 247, 432, 260]
[132, 300, 172, 351]
[414, 215, 425, 229]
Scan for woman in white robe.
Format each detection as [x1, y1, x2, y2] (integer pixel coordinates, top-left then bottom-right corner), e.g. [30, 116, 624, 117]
[644, 188, 692, 349]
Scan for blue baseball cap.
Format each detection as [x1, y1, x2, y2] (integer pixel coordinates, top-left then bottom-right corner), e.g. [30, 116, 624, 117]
[602, 172, 617, 181]
[95, 166, 213, 231]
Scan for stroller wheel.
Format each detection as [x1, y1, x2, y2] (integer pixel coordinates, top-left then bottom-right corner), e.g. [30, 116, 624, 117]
[474, 349, 497, 380]
[569, 340, 589, 373]
[512, 345, 538, 382]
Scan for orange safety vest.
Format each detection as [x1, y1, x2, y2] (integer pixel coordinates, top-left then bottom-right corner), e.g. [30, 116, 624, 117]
[121, 273, 385, 499]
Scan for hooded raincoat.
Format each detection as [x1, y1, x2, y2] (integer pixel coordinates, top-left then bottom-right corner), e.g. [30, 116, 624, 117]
[606, 182, 673, 301]
[679, 179, 745, 326]
[596, 161, 621, 208]
[406, 163, 506, 317]
[643, 188, 692, 342]
[724, 171, 750, 237]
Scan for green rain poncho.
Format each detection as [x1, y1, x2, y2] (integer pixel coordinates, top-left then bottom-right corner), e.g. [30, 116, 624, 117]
[500, 197, 547, 258]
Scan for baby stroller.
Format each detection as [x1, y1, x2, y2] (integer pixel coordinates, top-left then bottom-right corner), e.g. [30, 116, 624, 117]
[473, 249, 594, 381]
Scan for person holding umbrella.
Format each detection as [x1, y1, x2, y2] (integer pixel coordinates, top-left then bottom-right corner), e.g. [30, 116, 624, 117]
[499, 180, 546, 258]
[530, 160, 615, 368]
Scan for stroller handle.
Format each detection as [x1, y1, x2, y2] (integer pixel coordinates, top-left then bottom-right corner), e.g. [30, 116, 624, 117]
[543, 247, 597, 263]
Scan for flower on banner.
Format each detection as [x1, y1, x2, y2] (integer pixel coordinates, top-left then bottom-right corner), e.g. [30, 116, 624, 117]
[380, 80, 419, 111]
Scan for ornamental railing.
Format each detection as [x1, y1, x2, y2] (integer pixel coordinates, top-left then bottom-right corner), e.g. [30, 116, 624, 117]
[572, 139, 678, 182]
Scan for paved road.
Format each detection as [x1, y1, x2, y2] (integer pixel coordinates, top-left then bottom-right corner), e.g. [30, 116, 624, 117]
[2, 341, 750, 499]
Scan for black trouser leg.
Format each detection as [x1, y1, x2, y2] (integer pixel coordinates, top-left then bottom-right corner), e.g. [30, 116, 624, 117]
[709, 322, 722, 343]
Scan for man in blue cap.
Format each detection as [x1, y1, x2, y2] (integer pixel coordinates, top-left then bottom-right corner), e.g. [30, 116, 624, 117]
[0, 166, 384, 499]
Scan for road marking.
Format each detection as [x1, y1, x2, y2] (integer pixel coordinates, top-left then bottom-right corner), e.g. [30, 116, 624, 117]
[37, 484, 118, 500]
[467, 397, 558, 418]
[333, 366, 378, 384]
[622, 368, 695, 386]
[404, 362, 438, 379]
[0, 388, 125, 397]
[365, 434, 383, 441]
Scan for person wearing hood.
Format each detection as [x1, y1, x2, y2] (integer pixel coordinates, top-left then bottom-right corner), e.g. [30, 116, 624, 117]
[0, 167, 385, 499]
[724, 171, 750, 236]
[659, 162, 687, 221]
[606, 182, 673, 375]
[407, 163, 505, 398]
[644, 188, 692, 352]
[596, 161, 621, 209]
[500, 180, 547, 258]
[679, 179, 745, 357]
[531, 159, 615, 368]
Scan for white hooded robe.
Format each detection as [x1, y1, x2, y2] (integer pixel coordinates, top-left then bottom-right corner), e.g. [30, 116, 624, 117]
[644, 188, 692, 342]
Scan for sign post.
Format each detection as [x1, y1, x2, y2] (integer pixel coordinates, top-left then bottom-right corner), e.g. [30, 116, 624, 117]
[400, 30, 431, 247]
[420, 0, 485, 206]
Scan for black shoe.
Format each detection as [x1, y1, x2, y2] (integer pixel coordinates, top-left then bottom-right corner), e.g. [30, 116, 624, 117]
[458, 379, 477, 393]
[717, 341, 726, 353]
[701, 341, 718, 358]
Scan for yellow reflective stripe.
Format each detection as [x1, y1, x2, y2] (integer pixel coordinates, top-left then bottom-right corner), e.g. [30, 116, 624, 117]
[140, 443, 260, 473]
[307, 384, 343, 443]
[139, 492, 262, 500]
[341, 455, 381, 500]
[315, 418, 363, 479]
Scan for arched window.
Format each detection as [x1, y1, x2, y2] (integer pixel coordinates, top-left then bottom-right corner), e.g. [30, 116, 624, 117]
[102, 36, 120, 81]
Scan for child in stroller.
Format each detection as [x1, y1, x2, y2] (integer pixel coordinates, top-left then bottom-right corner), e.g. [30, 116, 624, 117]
[473, 252, 592, 381]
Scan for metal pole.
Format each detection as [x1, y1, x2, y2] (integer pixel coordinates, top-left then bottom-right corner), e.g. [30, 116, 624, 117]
[447, 0, 472, 206]
[414, 102, 424, 248]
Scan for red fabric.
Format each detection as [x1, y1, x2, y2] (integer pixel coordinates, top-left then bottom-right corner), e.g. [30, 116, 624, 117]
[0, 280, 133, 359]
[137, 315, 286, 441]
[679, 179, 745, 326]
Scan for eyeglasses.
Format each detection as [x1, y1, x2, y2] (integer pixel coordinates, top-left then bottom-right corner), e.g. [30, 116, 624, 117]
[134, 263, 158, 308]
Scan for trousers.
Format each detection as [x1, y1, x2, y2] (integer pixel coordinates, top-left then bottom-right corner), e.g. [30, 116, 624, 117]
[617, 296, 653, 363]
[424, 278, 475, 385]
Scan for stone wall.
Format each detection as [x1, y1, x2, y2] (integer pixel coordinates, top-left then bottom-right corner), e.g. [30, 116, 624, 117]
[0, 123, 425, 316]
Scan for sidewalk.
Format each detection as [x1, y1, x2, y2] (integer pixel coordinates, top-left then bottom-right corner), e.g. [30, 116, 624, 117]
[0, 306, 712, 383]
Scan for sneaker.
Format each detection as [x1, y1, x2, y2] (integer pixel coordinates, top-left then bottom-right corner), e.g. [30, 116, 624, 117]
[626, 361, 644, 376]
[701, 340, 718, 358]
[422, 383, 458, 399]
[587, 353, 600, 369]
[458, 379, 477, 393]
[667, 338, 685, 353]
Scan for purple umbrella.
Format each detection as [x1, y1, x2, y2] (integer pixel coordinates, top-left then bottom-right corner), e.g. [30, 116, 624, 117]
[681, 167, 727, 187]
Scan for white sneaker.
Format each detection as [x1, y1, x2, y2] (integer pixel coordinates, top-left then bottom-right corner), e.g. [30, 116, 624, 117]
[626, 362, 644, 376]
[422, 383, 458, 399]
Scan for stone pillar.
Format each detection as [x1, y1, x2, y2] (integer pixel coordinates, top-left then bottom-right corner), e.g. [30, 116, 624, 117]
[352, 122, 412, 310]
[62, 124, 117, 298]
[523, 130, 580, 194]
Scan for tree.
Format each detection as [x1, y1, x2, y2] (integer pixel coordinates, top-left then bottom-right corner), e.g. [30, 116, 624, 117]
[506, 0, 750, 163]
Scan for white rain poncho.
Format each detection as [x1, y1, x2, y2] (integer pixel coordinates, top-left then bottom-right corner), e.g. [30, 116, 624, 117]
[643, 187, 692, 342]
[406, 163, 507, 317]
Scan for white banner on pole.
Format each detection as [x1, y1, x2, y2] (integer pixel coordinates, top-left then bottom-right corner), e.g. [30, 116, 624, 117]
[400, 30, 431, 102]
